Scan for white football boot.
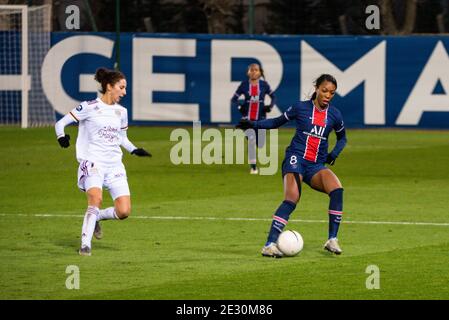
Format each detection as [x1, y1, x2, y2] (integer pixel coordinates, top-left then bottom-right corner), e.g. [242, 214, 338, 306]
[250, 167, 259, 175]
[324, 238, 342, 255]
[78, 245, 91, 256]
[261, 242, 284, 258]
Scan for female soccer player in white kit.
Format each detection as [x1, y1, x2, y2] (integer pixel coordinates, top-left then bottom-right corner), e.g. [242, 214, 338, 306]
[55, 67, 151, 256]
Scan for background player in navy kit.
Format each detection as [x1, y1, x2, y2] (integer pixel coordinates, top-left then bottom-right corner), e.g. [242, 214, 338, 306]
[237, 74, 347, 257]
[231, 63, 276, 174]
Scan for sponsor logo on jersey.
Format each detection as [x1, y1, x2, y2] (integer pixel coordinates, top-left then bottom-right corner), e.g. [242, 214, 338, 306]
[249, 95, 259, 103]
[310, 125, 325, 136]
[98, 126, 120, 143]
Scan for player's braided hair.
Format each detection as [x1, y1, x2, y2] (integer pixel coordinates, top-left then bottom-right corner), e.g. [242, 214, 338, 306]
[94, 67, 126, 94]
[311, 74, 337, 100]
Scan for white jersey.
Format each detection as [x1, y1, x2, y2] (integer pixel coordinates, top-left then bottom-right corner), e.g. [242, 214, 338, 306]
[68, 98, 129, 167]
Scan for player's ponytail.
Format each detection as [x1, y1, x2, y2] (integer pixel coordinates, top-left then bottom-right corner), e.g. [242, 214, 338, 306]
[311, 74, 337, 100]
[94, 67, 125, 94]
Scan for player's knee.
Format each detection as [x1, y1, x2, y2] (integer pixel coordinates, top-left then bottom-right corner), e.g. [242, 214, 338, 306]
[116, 205, 131, 220]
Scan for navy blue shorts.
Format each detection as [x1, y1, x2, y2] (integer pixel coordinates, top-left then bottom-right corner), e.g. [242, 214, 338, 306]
[282, 153, 327, 185]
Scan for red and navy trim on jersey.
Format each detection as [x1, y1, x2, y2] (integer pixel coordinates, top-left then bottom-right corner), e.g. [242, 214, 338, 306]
[303, 106, 328, 162]
[248, 83, 260, 120]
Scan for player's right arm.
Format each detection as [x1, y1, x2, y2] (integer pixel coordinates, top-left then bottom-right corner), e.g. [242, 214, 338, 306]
[236, 103, 297, 130]
[231, 82, 247, 116]
[54, 102, 88, 148]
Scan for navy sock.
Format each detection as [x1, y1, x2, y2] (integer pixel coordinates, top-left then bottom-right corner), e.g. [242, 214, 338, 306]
[250, 164, 257, 170]
[266, 200, 296, 245]
[328, 188, 344, 239]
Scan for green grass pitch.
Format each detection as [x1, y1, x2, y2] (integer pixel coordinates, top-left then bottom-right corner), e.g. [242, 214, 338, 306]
[1, 126, 449, 299]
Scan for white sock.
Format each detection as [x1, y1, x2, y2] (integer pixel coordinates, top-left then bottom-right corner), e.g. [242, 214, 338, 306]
[97, 207, 119, 221]
[81, 206, 99, 249]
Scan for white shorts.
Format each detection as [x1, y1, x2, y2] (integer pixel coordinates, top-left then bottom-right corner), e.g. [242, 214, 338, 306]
[77, 160, 130, 200]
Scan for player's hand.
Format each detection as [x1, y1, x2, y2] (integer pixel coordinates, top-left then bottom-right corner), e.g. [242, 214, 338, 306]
[326, 153, 336, 165]
[57, 135, 70, 148]
[237, 104, 248, 116]
[131, 148, 152, 157]
[236, 118, 254, 130]
[264, 104, 273, 113]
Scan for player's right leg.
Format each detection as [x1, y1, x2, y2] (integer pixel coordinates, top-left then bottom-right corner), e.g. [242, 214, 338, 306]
[262, 173, 302, 257]
[262, 155, 303, 257]
[77, 161, 104, 255]
[79, 187, 102, 256]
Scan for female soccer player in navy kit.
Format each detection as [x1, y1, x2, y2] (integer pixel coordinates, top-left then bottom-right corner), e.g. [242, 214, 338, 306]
[237, 74, 347, 257]
[55, 68, 151, 256]
[231, 63, 276, 174]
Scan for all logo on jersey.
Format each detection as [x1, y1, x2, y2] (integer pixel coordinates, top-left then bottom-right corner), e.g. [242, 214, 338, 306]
[76, 105, 83, 111]
[250, 95, 259, 103]
[310, 125, 325, 137]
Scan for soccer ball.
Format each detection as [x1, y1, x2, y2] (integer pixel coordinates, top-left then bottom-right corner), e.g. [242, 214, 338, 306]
[277, 230, 304, 256]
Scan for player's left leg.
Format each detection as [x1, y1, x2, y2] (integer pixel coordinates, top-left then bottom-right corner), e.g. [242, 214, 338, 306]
[256, 129, 266, 149]
[310, 169, 344, 254]
[107, 169, 131, 219]
[114, 195, 131, 220]
[94, 165, 131, 243]
[246, 129, 258, 174]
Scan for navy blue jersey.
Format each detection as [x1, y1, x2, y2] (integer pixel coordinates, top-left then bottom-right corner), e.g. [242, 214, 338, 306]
[231, 80, 275, 121]
[283, 100, 345, 164]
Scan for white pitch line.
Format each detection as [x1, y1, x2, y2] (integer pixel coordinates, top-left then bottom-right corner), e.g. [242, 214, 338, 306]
[1, 213, 449, 227]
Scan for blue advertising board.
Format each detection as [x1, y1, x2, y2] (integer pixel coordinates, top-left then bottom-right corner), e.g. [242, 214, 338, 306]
[13, 33, 449, 128]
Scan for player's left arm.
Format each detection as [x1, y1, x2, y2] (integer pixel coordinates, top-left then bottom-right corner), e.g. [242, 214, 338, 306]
[120, 109, 152, 157]
[326, 113, 347, 165]
[264, 83, 276, 112]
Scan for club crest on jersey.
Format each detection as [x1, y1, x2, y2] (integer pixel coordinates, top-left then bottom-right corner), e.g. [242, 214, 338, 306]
[115, 110, 121, 117]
